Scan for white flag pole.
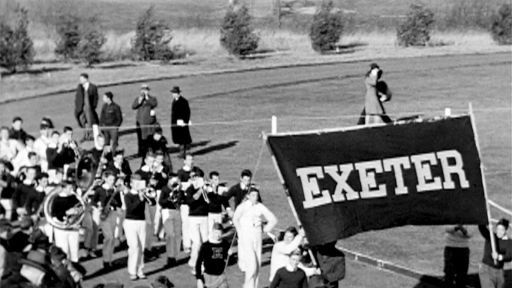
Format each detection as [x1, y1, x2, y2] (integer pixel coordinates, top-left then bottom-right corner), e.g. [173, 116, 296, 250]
[263, 132, 318, 266]
[468, 102, 498, 263]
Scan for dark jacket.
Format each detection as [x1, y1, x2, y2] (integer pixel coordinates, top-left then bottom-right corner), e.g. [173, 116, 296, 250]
[74, 83, 99, 125]
[171, 96, 192, 145]
[479, 225, 512, 269]
[100, 102, 123, 127]
[132, 95, 158, 139]
[8, 128, 28, 144]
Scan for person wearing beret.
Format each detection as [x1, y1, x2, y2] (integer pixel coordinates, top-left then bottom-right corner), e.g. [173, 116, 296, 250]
[75, 73, 100, 143]
[170, 86, 192, 159]
[132, 84, 158, 157]
[99, 91, 123, 154]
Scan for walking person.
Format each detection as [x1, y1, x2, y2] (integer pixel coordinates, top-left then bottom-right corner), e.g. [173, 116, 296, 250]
[270, 249, 308, 288]
[99, 91, 123, 153]
[478, 218, 512, 288]
[360, 63, 392, 125]
[90, 170, 123, 270]
[444, 225, 471, 288]
[123, 173, 156, 280]
[207, 171, 228, 235]
[195, 223, 232, 288]
[132, 84, 158, 157]
[185, 167, 210, 271]
[170, 86, 192, 158]
[158, 173, 182, 268]
[74, 73, 99, 142]
[234, 186, 277, 288]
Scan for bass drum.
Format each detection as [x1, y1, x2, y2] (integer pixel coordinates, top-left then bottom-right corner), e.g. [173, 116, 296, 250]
[43, 186, 86, 230]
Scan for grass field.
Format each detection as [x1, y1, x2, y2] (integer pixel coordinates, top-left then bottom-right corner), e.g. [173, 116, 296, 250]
[0, 0, 507, 64]
[1, 53, 510, 287]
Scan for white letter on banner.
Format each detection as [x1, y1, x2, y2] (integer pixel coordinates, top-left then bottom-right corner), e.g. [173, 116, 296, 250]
[296, 167, 333, 209]
[382, 156, 411, 195]
[411, 153, 442, 192]
[436, 150, 470, 189]
[324, 164, 358, 202]
[355, 160, 387, 199]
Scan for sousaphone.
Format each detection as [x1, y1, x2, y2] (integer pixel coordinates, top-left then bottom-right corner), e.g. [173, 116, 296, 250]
[43, 151, 99, 229]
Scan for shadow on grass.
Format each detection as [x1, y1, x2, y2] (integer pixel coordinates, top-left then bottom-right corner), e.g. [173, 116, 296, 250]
[124, 140, 211, 160]
[1, 66, 72, 77]
[412, 270, 512, 288]
[191, 140, 239, 156]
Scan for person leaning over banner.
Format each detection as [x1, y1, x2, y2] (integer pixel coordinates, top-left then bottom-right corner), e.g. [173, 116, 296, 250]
[444, 225, 471, 288]
[361, 63, 392, 125]
[132, 84, 158, 157]
[170, 86, 192, 159]
[195, 222, 232, 288]
[269, 227, 309, 282]
[75, 73, 99, 142]
[234, 186, 277, 288]
[99, 91, 123, 154]
[478, 218, 512, 288]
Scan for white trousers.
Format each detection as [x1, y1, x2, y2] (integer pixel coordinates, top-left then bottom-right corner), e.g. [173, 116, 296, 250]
[0, 199, 13, 221]
[238, 227, 262, 288]
[54, 228, 80, 262]
[123, 219, 146, 276]
[180, 204, 191, 249]
[187, 216, 208, 267]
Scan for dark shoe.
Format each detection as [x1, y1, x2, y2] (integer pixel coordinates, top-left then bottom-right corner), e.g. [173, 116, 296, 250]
[129, 274, 138, 281]
[166, 257, 176, 268]
[103, 262, 111, 271]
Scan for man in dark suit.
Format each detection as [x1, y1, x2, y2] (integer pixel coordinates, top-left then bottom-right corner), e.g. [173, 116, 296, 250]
[132, 84, 158, 156]
[170, 86, 192, 159]
[99, 91, 123, 153]
[75, 73, 99, 142]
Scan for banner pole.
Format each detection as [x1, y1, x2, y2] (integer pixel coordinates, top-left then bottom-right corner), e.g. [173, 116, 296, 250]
[468, 102, 498, 263]
[263, 132, 318, 266]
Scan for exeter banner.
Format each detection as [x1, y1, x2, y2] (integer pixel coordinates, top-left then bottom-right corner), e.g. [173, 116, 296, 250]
[266, 116, 488, 246]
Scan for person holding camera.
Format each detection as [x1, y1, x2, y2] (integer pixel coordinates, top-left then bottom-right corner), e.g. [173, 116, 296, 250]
[132, 84, 158, 157]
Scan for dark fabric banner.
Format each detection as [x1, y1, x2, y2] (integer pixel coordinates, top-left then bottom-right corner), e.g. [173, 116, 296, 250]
[266, 116, 488, 246]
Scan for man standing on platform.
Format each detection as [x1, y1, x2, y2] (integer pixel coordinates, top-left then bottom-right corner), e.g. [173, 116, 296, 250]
[75, 73, 99, 142]
[132, 84, 158, 157]
[170, 86, 192, 158]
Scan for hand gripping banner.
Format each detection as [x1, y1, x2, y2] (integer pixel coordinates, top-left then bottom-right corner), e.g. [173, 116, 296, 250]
[266, 116, 488, 246]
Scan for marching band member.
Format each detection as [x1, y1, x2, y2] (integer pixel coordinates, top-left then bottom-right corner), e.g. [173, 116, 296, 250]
[51, 177, 83, 263]
[158, 173, 182, 268]
[152, 150, 170, 240]
[107, 149, 131, 244]
[123, 173, 156, 280]
[185, 167, 210, 271]
[234, 186, 277, 288]
[91, 170, 123, 270]
[177, 154, 195, 253]
[207, 171, 228, 235]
